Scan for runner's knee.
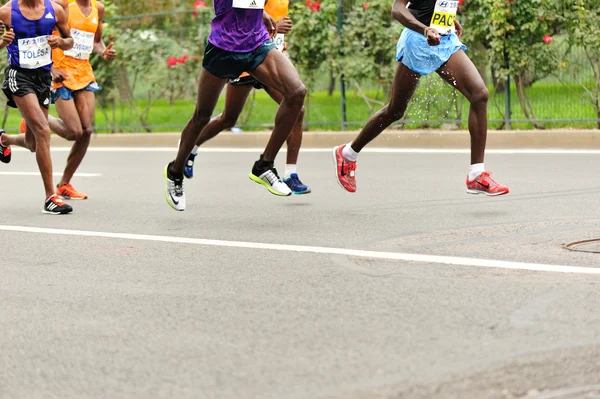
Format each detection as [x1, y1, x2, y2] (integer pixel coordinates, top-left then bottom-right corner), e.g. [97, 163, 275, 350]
[470, 86, 489, 105]
[81, 126, 93, 137]
[220, 113, 239, 129]
[193, 109, 212, 126]
[286, 83, 306, 108]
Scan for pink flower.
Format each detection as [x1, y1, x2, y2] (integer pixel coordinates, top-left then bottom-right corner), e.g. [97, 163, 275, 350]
[543, 34, 553, 44]
[167, 56, 177, 67]
[177, 55, 189, 64]
[193, 1, 206, 18]
[306, 0, 312, 7]
[362, 3, 369, 9]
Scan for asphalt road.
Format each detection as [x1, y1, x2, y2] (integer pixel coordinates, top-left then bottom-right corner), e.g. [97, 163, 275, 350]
[1, 147, 600, 399]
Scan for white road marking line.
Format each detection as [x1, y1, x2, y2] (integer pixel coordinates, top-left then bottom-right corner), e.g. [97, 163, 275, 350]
[12, 147, 600, 154]
[0, 225, 597, 275]
[0, 172, 101, 177]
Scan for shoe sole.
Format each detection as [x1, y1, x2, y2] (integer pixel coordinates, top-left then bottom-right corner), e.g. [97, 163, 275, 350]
[42, 209, 73, 215]
[292, 188, 312, 195]
[249, 173, 291, 196]
[58, 195, 88, 200]
[332, 146, 355, 193]
[467, 189, 509, 197]
[164, 164, 185, 211]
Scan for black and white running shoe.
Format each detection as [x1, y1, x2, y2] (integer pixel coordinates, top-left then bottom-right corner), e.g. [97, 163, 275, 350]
[164, 162, 186, 211]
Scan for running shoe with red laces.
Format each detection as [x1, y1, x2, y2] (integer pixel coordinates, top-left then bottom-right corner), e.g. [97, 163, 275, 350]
[0, 130, 11, 164]
[43, 194, 73, 215]
[332, 144, 357, 193]
[56, 183, 88, 200]
[466, 171, 509, 196]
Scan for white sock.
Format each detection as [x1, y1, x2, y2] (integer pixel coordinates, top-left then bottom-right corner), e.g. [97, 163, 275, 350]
[342, 143, 358, 162]
[192, 145, 199, 154]
[285, 164, 297, 178]
[468, 163, 485, 180]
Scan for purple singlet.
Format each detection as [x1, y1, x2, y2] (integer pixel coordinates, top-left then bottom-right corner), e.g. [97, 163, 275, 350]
[208, 0, 269, 53]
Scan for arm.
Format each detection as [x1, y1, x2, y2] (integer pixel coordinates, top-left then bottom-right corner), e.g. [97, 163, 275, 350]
[0, 4, 13, 50]
[392, 0, 440, 46]
[48, 3, 73, 51]
[276, 17, 292, 34]
[93, 2, 115, 60]
[53, 0, 69, 20]
[262, 11, 276, 38]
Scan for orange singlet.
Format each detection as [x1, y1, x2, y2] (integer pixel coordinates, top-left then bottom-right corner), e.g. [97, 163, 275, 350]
[53, 0, 99, 91]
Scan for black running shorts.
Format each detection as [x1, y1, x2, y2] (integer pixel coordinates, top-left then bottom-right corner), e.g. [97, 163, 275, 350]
[203, 40, 276, 80]
[2, 66, 52, 109]
[229, 75, 264, 89]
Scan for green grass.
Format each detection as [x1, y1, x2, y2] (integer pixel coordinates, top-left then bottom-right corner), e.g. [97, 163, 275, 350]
[1, 81, 596, 134]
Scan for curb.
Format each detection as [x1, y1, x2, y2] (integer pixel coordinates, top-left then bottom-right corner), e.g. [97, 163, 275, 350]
[59, 129, 600, 149]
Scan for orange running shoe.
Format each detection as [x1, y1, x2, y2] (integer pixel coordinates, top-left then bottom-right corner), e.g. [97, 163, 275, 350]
[19, 119, 26, 134]
[466, 171, 509, 197]
[0, 130, 11, 164]
[56, 183, 88, 200]
[332, 144, 357, 193]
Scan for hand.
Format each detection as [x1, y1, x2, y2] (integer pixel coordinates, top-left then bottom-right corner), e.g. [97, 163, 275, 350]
[425, 27, 441, 46]
[2, 28, 14, 47]
[51, 68, 67, 83]
[276, 17, 293, 34]
[47, 35, 61, 49]
[103, 42, 116, 61]
[454, 19, 463, 38]
[262, 12, 277, 38]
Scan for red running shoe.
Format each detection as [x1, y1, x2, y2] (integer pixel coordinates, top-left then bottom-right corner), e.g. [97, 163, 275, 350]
[0, 130, 11, 164]
[332, 145, 357, 193]
[466, 171, 509, 196]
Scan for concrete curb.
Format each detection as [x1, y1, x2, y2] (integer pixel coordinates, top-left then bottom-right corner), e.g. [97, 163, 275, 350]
[58, 129, 600, 149]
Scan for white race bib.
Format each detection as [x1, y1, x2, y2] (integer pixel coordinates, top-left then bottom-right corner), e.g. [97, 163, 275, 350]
[232, 0, 265, 9]
[18, 36, 52, 69]
[274, 33, 285, 52]
[64, 29, 95, 60]
[430, 0, 458, 35]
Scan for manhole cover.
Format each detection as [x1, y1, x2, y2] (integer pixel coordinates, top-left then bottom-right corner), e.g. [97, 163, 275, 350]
[526, 385, 600, 398]
[565, 239, 600, 253]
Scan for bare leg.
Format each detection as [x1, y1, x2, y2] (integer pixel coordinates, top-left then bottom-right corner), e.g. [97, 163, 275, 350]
[172, 68, 226, 174]
[351, 62, 421, 152]
[13, 94, 53, 198]
[195, 83, 253, 147]
[262, 85, 304, 165]
[250, 50, 306, 161]
[436, 49, 488, 164]
[59, 90, 94, 186]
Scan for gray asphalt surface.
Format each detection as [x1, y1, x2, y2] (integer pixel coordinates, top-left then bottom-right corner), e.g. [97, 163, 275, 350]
[2, 148, 600, 399]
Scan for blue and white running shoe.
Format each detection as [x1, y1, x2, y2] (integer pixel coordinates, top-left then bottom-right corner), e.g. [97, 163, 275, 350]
[184, 152, 197, 179]
[283, 173, 311, 195]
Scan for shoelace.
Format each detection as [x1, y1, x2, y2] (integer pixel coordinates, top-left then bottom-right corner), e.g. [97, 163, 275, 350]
[168, 179, 184, 197]
[263, 169, 280, 185]
[342, 160, 356, 177]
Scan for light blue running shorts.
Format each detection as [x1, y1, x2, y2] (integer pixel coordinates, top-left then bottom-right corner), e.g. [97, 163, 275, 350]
[396, 28, 467, 76]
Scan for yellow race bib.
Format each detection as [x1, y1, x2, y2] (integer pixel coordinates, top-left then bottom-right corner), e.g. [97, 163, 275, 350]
[430, 0, 458, 35]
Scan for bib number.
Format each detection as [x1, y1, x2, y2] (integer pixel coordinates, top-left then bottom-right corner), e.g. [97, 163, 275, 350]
[274, 34, 285, 52]
[18, 36, 52, 69]
[430, 0, 458, 35]
[232, 0, 265, 9]
[64, 29, 95, 60]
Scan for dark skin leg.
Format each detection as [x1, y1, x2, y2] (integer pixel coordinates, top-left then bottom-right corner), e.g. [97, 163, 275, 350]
[263, 85, 304, 165]
[10, 94, 54, 198]
[57, 90, 95, 186]
[250, 49, 306, 161]
[172, 68, 226, 174]
[350, 62, 421, 152]
[436, 49, 488, 165]
[195, 83, 253, 147]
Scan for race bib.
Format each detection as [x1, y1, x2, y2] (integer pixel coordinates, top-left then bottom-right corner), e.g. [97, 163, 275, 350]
[64, 29, 95, 60]
[232, 0, 265, 9]
[429, 0, 458, 35]
[18, 36, 52, 69]
[274, 34, 285, 52]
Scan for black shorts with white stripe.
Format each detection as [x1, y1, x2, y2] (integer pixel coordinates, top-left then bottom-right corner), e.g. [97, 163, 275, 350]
[2, 66, 52, 109]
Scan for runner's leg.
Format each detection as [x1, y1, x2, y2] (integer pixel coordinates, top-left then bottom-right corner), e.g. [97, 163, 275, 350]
[13, 94, 54, 198]
[436, 49, 487, 165]
[59, 90, 94, 187]
[350, 63, 421, 152]
[262, 85, 304, 166]
[250, 50, 306, 162]
[195, 83, 253, 147]
[171, 68, 226, 173]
